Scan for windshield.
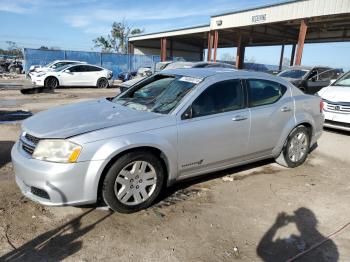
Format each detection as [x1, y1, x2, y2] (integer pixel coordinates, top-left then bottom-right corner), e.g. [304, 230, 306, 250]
[45, 61, 56, 68]
[113, 75, 200, 114]
[278, 69, 309, 79]
[332, 71, 350, 87]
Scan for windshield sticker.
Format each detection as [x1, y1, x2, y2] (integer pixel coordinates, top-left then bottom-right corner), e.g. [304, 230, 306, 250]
[179, 76, 203, 84]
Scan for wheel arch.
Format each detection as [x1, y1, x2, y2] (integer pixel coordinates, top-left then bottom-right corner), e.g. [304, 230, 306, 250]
[272, 114, 315, 157]
[96, 145, 171, 203]
[44, 75, 60, 86]
[96, 76, 108, 87]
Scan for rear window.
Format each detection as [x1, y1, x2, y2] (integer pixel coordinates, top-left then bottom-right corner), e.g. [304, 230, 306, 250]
[247, 79, 287, 107]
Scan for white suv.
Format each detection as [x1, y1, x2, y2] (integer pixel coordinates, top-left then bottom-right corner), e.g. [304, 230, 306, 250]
[319, 71, 350, 131]
[31, 64, 113, 89]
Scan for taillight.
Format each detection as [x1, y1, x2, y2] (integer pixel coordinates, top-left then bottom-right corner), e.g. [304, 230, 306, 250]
[320, 100, 324, 113]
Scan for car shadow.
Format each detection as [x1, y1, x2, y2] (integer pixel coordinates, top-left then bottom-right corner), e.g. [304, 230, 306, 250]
[256, 207, 339, 261]
[155, 158, 275, 206]
[20, 85, 117, 95]
[324, 127, 350, 136]
[0, 208, 113, 262]
[0, 141, 15, 169]
[0, 111, 33, 122]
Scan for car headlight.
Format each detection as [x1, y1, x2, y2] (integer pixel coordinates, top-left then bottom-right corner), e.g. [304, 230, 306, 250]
[32, 140, 82, 163]
[36, 72, 46, 77]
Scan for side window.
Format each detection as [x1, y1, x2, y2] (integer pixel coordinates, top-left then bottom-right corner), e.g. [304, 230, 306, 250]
[70, 65, 85, 72]
[318, 69, 334, 80]
[88, 66, 103, 72]
[191, 79, 243, 118]
[247, 79, 287, 107]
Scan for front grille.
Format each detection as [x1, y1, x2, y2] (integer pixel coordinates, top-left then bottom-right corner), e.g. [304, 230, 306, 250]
[325, 103, 350, 113]
[31, 187, 50, 199]
[22, 143, 35, 155]
[25, 133, 40, 144]
[20, 133, 40, 156]
[325, 120, 350, 128]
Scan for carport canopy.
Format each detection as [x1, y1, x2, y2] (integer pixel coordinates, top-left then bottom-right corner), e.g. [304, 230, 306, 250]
[128, 0, 350, 69]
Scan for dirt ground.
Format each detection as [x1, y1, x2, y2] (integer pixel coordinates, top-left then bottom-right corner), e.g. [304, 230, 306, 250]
[0, 79, 349, 261]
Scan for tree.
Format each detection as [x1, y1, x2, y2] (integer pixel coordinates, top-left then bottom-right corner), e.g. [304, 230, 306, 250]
[245, 56, 256, 63]
[0, 41, 23, 58]
[282, 57, 291, 67]
[93, 21, 144, 53]
[220, 52, 235, 62]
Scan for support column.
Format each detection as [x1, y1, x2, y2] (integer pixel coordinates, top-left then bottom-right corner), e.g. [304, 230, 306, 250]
[213, 30, 219, 62]
[236, 34, 245, 69]
[278, 44, 285, 71]
[160, 37, 167, 62]
[295, 19, 308, 66]
[207, 31, 214, 61]
[290, 44, 296, 66]
[127, 42, 134, 54]
[169, 39, 173, 58]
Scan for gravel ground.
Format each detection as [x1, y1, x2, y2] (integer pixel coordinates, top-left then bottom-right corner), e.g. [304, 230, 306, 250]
[0, 82, 349, 261]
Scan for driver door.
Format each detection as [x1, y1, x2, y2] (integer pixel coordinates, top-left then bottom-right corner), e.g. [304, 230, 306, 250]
[305, 68, 331, 94]
[177, 79, 250, 179]
[60, 65, 85, 86]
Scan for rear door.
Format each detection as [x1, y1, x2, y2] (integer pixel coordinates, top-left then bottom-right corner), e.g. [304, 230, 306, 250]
[177, 78, 250, 178]
[81, 65, 103, 86]
[245, 78, 294, 157]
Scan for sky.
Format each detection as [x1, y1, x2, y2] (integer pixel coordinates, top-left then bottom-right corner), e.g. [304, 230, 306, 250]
[0, 0, 349, 69]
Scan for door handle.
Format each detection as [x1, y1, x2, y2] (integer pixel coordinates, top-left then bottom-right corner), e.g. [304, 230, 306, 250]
[281, 106, 292, 112]
[232, 115, 248, 121]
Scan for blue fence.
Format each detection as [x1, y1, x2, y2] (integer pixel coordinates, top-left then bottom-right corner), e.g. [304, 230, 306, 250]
[23, 48, 161, 78]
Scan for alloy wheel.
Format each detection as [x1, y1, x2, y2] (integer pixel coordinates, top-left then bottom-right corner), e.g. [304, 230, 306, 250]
[114, 161, 157, 206]
[288, 131, 309, 163]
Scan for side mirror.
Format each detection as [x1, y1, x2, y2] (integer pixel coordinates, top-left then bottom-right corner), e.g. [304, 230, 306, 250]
[181, 106, 193, 120]
[64, 69, 70, 73]
[51, 65, 56, 69]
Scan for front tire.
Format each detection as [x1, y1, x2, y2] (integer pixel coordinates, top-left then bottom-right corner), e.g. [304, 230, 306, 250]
[275, 126, 310, 168]
[97, 77, 109, 88]
[102, 151, 165, 213]
[44, 77, 59, 89]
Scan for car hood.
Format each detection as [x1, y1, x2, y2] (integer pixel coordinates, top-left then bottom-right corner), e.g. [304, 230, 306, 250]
[319, 86, 350, 102]
[279, 77, 302, 82]
[22, 99, 160, 139]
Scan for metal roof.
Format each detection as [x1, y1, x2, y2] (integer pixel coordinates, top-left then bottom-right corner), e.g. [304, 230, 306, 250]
[211, 0, 301, 17]
[129, 24, 209, 40]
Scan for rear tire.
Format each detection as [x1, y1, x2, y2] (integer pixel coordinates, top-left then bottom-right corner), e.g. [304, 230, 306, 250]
[275, 126, 310, 168]
[97, 77, 109, 88]
[44, 77, 59, 89]
[102, 151, 165, 213]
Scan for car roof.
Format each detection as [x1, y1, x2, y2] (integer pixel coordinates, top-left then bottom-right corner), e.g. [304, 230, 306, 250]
[161, 68, 273, 79]
[284, 65, 331, 70]
[68, 63, 99, 67]
[53, 60, 86, 63]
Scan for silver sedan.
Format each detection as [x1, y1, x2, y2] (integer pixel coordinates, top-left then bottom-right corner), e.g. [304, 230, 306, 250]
[11, 68, 324, 213]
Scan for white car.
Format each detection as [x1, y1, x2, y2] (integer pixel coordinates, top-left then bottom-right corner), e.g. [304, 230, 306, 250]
[318, 71, 350, 131]
[31, 64, 113, 89]
[29, 60, 85, 76]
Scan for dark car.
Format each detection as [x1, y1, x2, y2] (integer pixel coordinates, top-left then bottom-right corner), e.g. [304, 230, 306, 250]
[278, 66, 340, 94]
